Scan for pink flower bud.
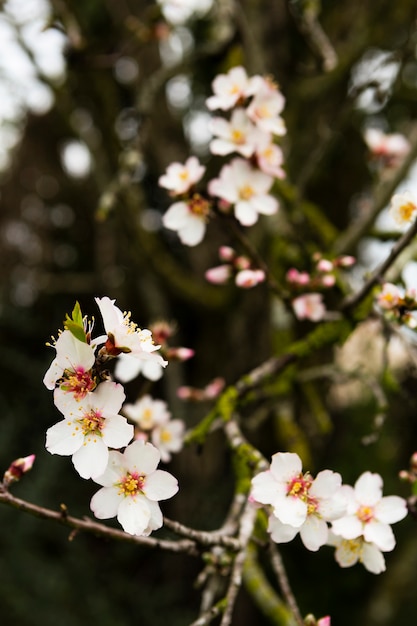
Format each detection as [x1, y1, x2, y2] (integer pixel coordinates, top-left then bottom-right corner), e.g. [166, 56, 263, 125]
[205, 265, 232, 284]
[317, 617, 331, 626]
[321, 274, 336, 287]
[316, 259, 333, 273]
[3, 454, 36, 486]
[166, 347, 195, 361]
[234, 256, 251, 271]
[235, 269, 266, 288]
[219, 246, 236, 262]
[336, 255, 356, 267]
[286, 268, 300, 283]
[204, 377, 225, 398]
[292, 293, 326, 322]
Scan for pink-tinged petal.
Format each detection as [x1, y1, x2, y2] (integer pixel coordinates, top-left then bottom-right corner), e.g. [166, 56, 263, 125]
[270, 452, 302, 482]
[318, 492, 347, 521]
[72, 437, 109, 479]
[162, 202, 190, 230]
[251, 470, 282, 505]
[354, 472, 383, 506]
[361, 542, 386, 574]
[274, 495, 307, 527]
[331, 515, 363, 540]
[46, 420, 84, 455]
[117, 496, 151, 535]
[364, 520, 395, 552]
[144, 469, 179, 501]
[268, 515, 299, 543]
[90, 486, 123, 519]
[300, 515, 329, 551]
[234, 200, 258, 226]
[124, 440, 160, 474]
[208, 175, 239, 204]
[102, 416, 134, 449]
[209, 138, 237, 156]
[375, 495, 408, 524]
[310, 470, 342, 498]
[209, 117, 231, 138]
[179, 217, 206, 246]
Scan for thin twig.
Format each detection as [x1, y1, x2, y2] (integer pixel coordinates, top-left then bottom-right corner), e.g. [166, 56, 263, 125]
[0, 483, 198, 555]
[341, 216, 417, 311]
[269, 541, 305, 626]
[163, 517, 241, 550]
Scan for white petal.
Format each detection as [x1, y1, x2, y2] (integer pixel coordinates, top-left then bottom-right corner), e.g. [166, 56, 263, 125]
[46, 420, 83, 455]
[270, 452, 302, 482]
[251, 470, 280, 505]
[124, 440, 160, 474]
[141, 499, 163, 535]
[93, 450, 125, 486]
[334, 540, 360, 568]
[361, 542, 386, 574]
[72, 437, 109, 479]
[273, 495, 307, 527]
[375, 496, 408, 524]
[363, 520, 395, 552]
[178, 217, 206, 246]
[354, 472, 383, 506]
[144, 469, 179, 501]
[102, 416, 134, 449]
[251, 194, 278, 216]
[90, 486, 123, 519]
[300, 515, 328, 552]
[162, 202, 189, 230]
[114, 354, 143, 383]
[235, 201, 258, 226]
[94, 381, 126, 414]
[310, 470, 342, 498]
[268, 515, 299, 543]
[117, 496, 151, 535]
[331, 515, 363, 540]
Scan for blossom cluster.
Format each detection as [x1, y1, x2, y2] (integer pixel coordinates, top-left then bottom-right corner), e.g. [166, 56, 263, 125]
[287, 253, 355, 322]
[205, 245, 266, 289]
[159, 66, 285, 246]
[377, 282, 417, 329]
[43, 298, 181, 536]
[250, 452, 407, 574]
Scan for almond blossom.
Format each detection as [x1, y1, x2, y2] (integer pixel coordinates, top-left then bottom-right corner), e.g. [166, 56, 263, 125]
[43, 329, 97, 399]
[292, 293, 326, 322]
[95, 298, 167, 374]
[331, 471, 407, 553]
[327, 531, 386, 574]
[46, 381, 133, 479]
[364, 128, 409, 167]
[389, 191, 417, 226]
[151, 418, 185, 463]
[123, 395, 171, 432]
[246, 87, 286, 136]
[209, 108, 264, 158]
[158, 156, 205, 196]
[206, 66, 255, 111]
[208, 158, 278, 226]
[235, 269, 265, 288]
[90, 440, 179, 536]
[162, 195, 210, 246]
[251, 453, 346, 551]
[256, 139, 285, 178]
[114, 353, 164, 383]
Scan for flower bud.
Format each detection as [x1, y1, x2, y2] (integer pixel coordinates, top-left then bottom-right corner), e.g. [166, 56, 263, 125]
[3, 454, 36, 486]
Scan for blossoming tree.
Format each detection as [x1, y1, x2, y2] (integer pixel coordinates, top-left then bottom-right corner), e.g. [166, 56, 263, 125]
[1, 1, 417, 626]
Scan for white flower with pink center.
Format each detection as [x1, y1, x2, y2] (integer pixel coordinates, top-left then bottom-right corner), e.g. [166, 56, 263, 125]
[251, 452, 314, 528]
[90, 440, 179, 536]
[260, 466, 346, 552]
[292, 293, 326, 322]
[158, 156, 205, 196]
[364, 128, 409, 165]
[246, 88, 286, 136]
[46, 381, 133, 479]
[209, 108, 264, 158]
[206, 66, 256, 111]
[208, 158, 278, 226]
[235, 269, 266, 288]
[377, 283, 402, 310]
[389, 191, 417, 227]
[162, 194, 210, 246]
[331, 471, 407, 552]
[95, 298, 167, 374]
[205, 264, 232, 285]
[43, 330, 97, 399]
[327, 531, 386, 574]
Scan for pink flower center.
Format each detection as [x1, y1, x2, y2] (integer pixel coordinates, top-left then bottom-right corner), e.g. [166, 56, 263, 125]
[118, 472, 146, 497]
[188, 194, 210, 218]
[357, 505, 374, 523]
[287, 473, 313, 501]
[61, 367, 96, 399]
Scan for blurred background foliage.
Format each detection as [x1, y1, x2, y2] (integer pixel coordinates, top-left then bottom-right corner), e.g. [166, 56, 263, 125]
[1, 0, 417, 624]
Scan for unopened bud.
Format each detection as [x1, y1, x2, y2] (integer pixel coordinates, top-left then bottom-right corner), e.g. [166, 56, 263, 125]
[316, 259, 333, 273]
[219, 246, 236, 262]
[3, 454, 36, 486]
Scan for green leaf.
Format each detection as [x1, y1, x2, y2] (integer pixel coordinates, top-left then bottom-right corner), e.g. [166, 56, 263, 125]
[64, 301, 87, 343]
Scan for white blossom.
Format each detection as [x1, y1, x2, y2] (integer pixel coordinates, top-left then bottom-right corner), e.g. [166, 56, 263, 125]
[90, 441, 178, 536]
[209, 108, 264, 158]
[158, 156, 205, 196]
[206, 66, 255, 111]
[292, 293, 326, 322]
[162, 197, 209, 246]
[389, 191, 417, 227]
